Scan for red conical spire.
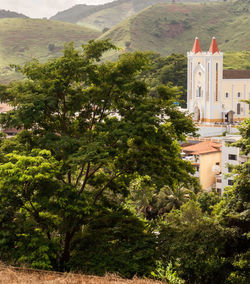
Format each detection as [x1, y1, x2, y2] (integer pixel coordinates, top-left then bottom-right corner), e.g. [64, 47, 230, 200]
[209, 37, 219, 54]
[192, 37, 202, 53]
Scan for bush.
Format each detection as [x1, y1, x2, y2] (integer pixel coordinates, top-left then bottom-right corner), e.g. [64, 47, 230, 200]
[48, 43, 55, 52]
[69, 210, 156, 278]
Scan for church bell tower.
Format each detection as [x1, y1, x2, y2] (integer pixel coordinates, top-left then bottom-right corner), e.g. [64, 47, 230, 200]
[187, 37, 223, 123]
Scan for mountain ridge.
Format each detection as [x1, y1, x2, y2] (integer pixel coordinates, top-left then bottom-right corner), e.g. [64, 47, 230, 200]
[50, 0, 222, 31]
[0, 9, 28, 19]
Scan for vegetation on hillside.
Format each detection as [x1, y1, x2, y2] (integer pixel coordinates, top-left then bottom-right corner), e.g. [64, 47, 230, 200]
[0, 40, 249, 284]
[1, 1, 249, 85]
[99, 2, 250, 55]
[51, 0, 221, 31]
[224, 51, 250, 70]
[0, 18, 101, 84]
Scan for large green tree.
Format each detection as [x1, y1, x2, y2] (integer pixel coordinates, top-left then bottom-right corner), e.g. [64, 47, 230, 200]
[0, 40, 196, 272]
[140, 53, 187, 107]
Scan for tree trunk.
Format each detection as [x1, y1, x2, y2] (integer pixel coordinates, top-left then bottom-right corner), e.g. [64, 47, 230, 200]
[60, 232, 72, 271]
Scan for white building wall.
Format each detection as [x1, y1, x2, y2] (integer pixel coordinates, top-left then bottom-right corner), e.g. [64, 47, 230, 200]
[219, 135, 249, 194]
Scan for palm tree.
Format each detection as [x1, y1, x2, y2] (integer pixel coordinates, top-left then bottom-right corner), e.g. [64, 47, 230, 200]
[156, 183, 194, 214]
[128, 175, 155, 219]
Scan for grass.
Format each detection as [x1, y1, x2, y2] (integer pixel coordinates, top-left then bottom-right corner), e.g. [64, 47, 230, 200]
[0, 18, 101, 84]
[0, 265, 163, 284]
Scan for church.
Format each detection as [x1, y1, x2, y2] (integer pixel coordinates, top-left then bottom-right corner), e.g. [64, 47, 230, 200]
[187, 37, 250, 124]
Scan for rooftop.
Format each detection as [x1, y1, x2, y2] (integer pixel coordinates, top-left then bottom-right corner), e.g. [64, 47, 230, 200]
[223, 70, 250, 79]
[182, 141, 221, 155]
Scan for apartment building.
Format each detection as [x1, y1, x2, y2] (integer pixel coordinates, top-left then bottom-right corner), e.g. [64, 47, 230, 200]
[216, 135, 249, 195]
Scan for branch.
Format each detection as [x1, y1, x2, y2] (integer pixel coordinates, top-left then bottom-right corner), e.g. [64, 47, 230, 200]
[67, 170, 72, 184]
[93, 172, 123, 204]
[88, 164, 103, 179]
[79, 162, 90, 194]
[75, 163, 86, 187]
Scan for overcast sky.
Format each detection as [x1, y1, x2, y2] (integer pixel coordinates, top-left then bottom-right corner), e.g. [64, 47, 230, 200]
[0, 0, 113, 18]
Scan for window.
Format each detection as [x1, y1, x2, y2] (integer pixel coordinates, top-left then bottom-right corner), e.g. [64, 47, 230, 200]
[217, 179, 222, 183]
[238, 92, 241, 98]
[195, 166, 200, 172]
[228, 167, 232, 173]
[215, 63, 218, 101]
[206, 63, 209, 101]
[216, 162, 220, 165]
[225, 92, 229, 98]
[228, 154, 237, 160]
[228, 180, 234, 186]
[190, 62, 192, 100]
[217, 188, 221, 195]
[198, 86, 202, 97]
[237, 103, 241, 115]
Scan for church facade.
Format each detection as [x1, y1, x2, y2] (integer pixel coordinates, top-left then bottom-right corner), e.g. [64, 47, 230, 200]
[187, 37, 250, 124]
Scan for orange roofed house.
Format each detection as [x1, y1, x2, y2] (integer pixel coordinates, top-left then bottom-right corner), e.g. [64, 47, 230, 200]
[182, 140, 221, 190]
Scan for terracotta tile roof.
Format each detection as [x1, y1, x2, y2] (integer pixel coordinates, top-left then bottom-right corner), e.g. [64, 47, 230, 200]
[0, 103, 12, 113]
[192, 37, 202, 53]
[209, 37, 219, 54]
[223, 70, 250, 79]
[182, 141, 221, 155]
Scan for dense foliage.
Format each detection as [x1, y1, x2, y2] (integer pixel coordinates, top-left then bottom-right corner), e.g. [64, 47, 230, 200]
[141, 53, 187, 107]
[0, 40, 249, 283]
[0, 40, 196, 275]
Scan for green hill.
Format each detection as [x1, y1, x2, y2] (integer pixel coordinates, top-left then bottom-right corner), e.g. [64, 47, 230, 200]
[51, 0, 221, 31]
[0, 18, 101, 84]
[99, 1, 250, 55]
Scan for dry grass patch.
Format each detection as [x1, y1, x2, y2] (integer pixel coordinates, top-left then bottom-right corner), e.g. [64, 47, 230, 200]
[0, 266, 164, 284]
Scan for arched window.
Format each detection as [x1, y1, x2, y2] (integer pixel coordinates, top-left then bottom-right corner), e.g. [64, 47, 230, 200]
[237, 103, 241, 114]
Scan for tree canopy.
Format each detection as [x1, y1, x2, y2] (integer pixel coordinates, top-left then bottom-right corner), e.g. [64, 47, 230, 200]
[0, 40, 197, 272]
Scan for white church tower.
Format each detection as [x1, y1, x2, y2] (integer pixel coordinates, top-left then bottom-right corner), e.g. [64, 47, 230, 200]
[187, 37, 223, 123]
